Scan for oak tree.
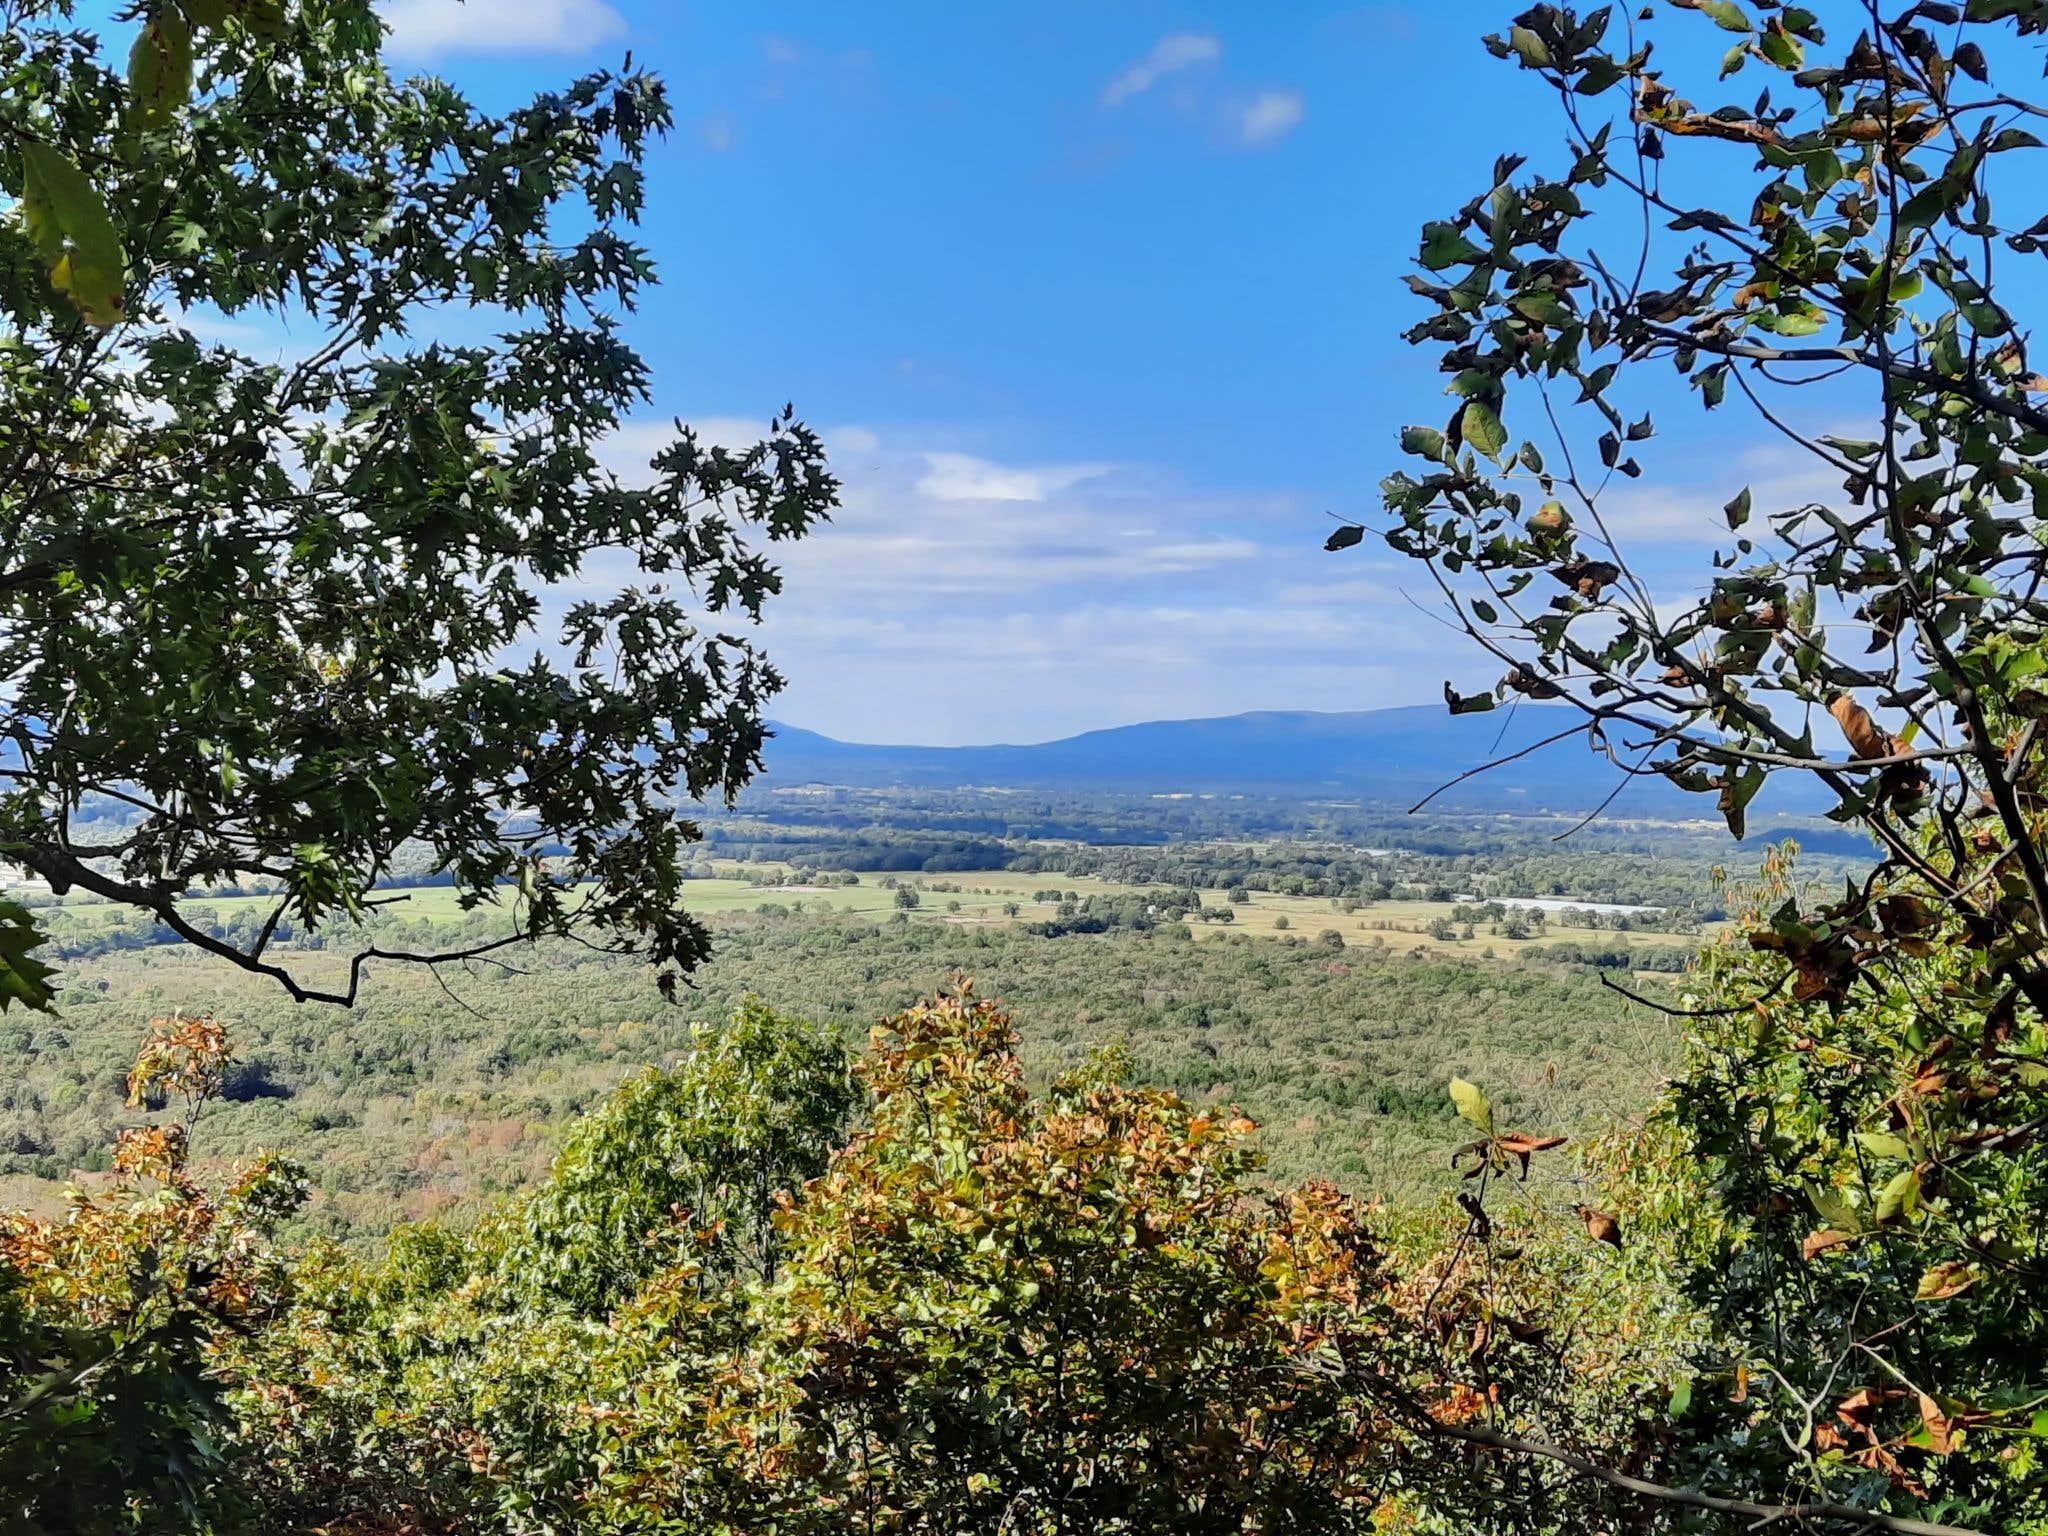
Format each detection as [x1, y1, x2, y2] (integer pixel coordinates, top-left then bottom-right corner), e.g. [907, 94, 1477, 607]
[0, 0, 836, 1008]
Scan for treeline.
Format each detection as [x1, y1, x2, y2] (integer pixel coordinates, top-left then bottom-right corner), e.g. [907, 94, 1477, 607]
[729, 782, 1880, 860]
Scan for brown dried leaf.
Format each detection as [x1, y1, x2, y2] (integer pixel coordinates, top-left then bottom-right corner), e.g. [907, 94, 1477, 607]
[1919, 1393, 1954, 1455]
[1574, 1204, 1622, 1249]
[1803, 1227, 1860, 1261]
[1830, 693, 1895, 761]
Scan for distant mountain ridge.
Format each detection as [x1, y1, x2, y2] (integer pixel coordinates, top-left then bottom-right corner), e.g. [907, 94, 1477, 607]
[756, 706, 1819, 819]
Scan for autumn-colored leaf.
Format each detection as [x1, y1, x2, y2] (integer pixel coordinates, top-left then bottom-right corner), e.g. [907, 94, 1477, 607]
[1802, 1228, 1860, 1261]
[1448, 1077, 1494, 1134]
[1915, 1262, 1976, 1301]
[1830, 693, 1895, 761]
[1919, 1393, 1954, 1455]
[1573, 1204, 1622, 1249]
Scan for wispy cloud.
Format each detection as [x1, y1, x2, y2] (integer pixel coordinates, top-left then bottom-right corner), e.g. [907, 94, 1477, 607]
[916, 452, 1110, 504]
[380, 0, 627, 59]
[560, 416, 1470, 742]
[1102, 32, 1223, 106]
[700, 114, 737, 153]
[1238, 90, 1305, 146]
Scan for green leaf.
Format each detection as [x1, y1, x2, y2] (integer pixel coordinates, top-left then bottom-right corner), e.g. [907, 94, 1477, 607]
[1698, 0, 1752, 30]
[19, 141, 128, 327]
[1511, 290, 1571, 327]
[0, 899, 57, 1014]
[1461, 401, 1508, 463]
[1507, 25, 1553, 68]
[1808, 1182, 1864, 1232]
[1420, 221, 1486, 271]
[128, 4, 195, 130]
[1875, 1166, 1921, 1224]
[1763, 310, 1824, 337]
[1449, 1076, 1495, 1134]
[1757, 23, 1802, 67]
[230, 0, 288, 39]
[1719, 767, 1764, 838]
[1855, 1131, 1912, 1160]
[1724, 487, 1752, 529]
[1400, 424, 1448, 461]
[1324, 524, 1366, 552]
[1574, 58, 1627, 95]
[1445, 684, 1497, 715]
[1896, 180, 1957, 232]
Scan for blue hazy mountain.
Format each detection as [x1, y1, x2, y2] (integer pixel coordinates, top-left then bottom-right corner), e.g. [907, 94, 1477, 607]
[757, 706, 1825, 819]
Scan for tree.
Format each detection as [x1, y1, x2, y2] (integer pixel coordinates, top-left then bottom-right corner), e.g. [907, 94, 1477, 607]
[893, 886, 921, 911]
[1332, 4, 2048, 1531]
[0, 1, 836, 1011]
[728, 986, 1417, 1535]
[2, 1014, 306, 1534]
[497, 1000, 856, 1311]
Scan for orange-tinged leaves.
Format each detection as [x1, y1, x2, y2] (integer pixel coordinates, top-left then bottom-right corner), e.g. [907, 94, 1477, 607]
[1495, 1132, 1567, 1156]
[1830, 693, 1896, 761]
[1429, 1384, 1489, 1425]
[1919, 1393, 1954, 1455]
[1802, 1227, 1861, 1261]
[1915, 1261, 1976, 1301]
[1573, 1204, 1622, 1249]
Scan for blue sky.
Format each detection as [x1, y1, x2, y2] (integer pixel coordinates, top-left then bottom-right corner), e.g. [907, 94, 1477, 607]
[374, 0, 1800, 744]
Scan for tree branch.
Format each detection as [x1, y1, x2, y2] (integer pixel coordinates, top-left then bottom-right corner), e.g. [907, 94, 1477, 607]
[1427, 1422, 1989, 1536]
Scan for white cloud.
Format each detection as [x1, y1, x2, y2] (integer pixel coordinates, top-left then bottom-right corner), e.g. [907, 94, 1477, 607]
[701, 115, 737, 154]
[1103, 32, 1222, 106]
[1593, 442, 1849, 547]
[1238, 90, 1305, 146]
[558, 418, 1445, 742]
[381, 0, 627, 59]
[916, 452, 1110, 504]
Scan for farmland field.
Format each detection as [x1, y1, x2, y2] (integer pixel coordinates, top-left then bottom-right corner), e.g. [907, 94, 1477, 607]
[38, 862, 1704, 964]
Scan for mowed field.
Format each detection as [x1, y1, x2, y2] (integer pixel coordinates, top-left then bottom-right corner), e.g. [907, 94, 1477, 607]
[44, 862, 1703, 966]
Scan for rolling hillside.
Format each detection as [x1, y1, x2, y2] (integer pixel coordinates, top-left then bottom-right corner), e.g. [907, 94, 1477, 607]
[757, 706, 1827, 820]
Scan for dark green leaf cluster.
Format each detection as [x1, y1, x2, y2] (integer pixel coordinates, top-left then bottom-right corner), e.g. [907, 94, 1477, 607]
[0, 1, 836, 1004]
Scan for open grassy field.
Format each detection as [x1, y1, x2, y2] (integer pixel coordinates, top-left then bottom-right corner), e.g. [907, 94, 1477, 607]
[37, 859, 1704, 966]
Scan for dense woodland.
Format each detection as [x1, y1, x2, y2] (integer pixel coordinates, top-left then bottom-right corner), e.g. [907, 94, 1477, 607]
[0, 898, 1677, 1235]
[7, 3, 2048, 1535]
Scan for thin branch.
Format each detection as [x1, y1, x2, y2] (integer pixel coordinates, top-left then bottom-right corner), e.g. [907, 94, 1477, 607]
[1426, 1422, 1989, 1536]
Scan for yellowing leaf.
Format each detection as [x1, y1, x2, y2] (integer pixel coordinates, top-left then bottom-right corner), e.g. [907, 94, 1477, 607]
[1448, 1076, 1494, 1134]
[1854, 1130, 1913, 1160]
[1875, 1166, 1921, 1224]
[128, 4, 194, 129]
[19, 141, 127, 327]
[1916, 1262, 1976, 1301]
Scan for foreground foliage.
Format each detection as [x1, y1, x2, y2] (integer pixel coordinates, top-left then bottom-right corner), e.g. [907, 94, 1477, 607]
[1325, 2, 2048, 1530]
[219, 988, 1442, 1532]
[1, 1014, 305, 1534]
[0, 0, 834, 1010]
